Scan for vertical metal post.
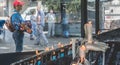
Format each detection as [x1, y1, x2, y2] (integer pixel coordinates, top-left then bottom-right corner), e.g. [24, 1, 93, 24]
[61, 0, 68, 37]
[95, 0, 100, 34]
[103, 52, 105, 65]
[99, 2, 103, 30]
[61, 0, 66, 23]
[81, 0, 88, 38]
[8, 0, 14, 16]
[72, 41, 75, 60]
[103, 6, 105, 31]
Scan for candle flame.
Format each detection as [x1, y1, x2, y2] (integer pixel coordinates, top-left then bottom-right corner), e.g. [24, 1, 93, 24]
[53, 51, 55, 55]
[61, 44, 64, 47]
[72, 64, 76, 65]
[45, 47, 50, 51]
[70, 41, 72, 44]
[58, 42, 61, 48]
[80, 45, 86, 51]
[61, 49, 64, 52]
[51, 45, 54, 50]
[97, 30, 101, 35]
[35, 50, 39, 56]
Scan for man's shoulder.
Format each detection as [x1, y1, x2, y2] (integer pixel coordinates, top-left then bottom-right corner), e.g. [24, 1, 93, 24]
[11, 12, 18, 17]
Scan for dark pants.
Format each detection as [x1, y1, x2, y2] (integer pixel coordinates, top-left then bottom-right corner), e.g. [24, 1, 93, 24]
[62, 24, 69, 31]
[13, 30, 24, 52]
[62, 24, 69, 37]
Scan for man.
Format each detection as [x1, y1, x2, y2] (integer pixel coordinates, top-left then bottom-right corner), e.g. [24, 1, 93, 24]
[34, 6, 48, 46]
[62, 12, 69, 38]
[11, 0, 25, 52]
[46, 9, 56, 37]
[37, 6, 45, 27]
[30, 10, 37, 40]
[35, 14, 48, 47]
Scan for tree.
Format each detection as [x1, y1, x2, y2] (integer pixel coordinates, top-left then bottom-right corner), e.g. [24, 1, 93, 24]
[42, 0, 81, 22]
[42, 0, 81, 13]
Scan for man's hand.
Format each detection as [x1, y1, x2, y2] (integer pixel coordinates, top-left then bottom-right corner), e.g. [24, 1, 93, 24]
[20, 24, 25, 31]
[20, 27, 25, 31]
[26, 29, 32, 34]
[20, 23, 32, 33]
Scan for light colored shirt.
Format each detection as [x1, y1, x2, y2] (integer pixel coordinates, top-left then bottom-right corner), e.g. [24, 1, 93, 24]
[46, 13, 56, 23]
[37, 10, 45, 27]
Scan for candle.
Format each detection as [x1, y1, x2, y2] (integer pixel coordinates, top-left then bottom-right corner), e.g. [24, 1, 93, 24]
[97, 30, 101, 35]
[53, 51, 55, 55]
[36, 50, 39, 56]
[70, 39, 74, 44]
[58, 42, 61, 48]
[80, 45, 86, 51]
[70, 40, 73, 44]
[51, 45, 54, 50]
[72, 64, 76, 65]
[61, 49, 64, 52]
[61, 44, 64, 47]
[45, 47, 50, 51]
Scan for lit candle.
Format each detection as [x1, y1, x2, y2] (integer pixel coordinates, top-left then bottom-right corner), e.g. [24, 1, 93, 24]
[37, 56, 41, 60]
[70, 41, 72, 44]
[36, 50, 41, 60]
[51, 45, 54, 50]
[61, 49, 64, 52]
[53, 51, 55, 55]
[61, 44, 64, 47]
[86, 20, 93, 44]
[72, 64, 76, 65]
[97, 30, 101, 35]
[58, 42, 61, 48]
[80, 45, 86, 51]
[36, 50, 39, 56]
[45, 47, 50, 51]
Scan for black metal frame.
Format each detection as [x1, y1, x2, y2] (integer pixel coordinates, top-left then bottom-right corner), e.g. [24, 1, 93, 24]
[10, 40, 106, 65]
[11, 44, 73, 65]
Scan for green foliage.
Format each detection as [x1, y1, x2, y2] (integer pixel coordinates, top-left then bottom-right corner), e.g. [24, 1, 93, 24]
[41, 0, 81, 22]
[42, 0, 81, 13]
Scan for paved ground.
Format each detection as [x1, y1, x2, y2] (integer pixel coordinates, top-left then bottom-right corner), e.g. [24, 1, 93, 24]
[0, 30, 79, 54]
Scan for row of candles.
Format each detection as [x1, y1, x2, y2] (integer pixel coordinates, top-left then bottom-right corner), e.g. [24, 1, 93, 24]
[36, 39, 74, 55]
[34, 39, 75, 64]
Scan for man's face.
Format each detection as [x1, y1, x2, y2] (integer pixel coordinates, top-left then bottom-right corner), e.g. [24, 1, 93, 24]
[16, 5, 22, 11]
[50, 10, 53, 13]
[37, 6, 40, 11]
[88, 21, 92, 24]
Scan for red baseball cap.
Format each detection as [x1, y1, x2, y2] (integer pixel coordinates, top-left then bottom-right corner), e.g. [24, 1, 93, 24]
[13, 0, 24, 7]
